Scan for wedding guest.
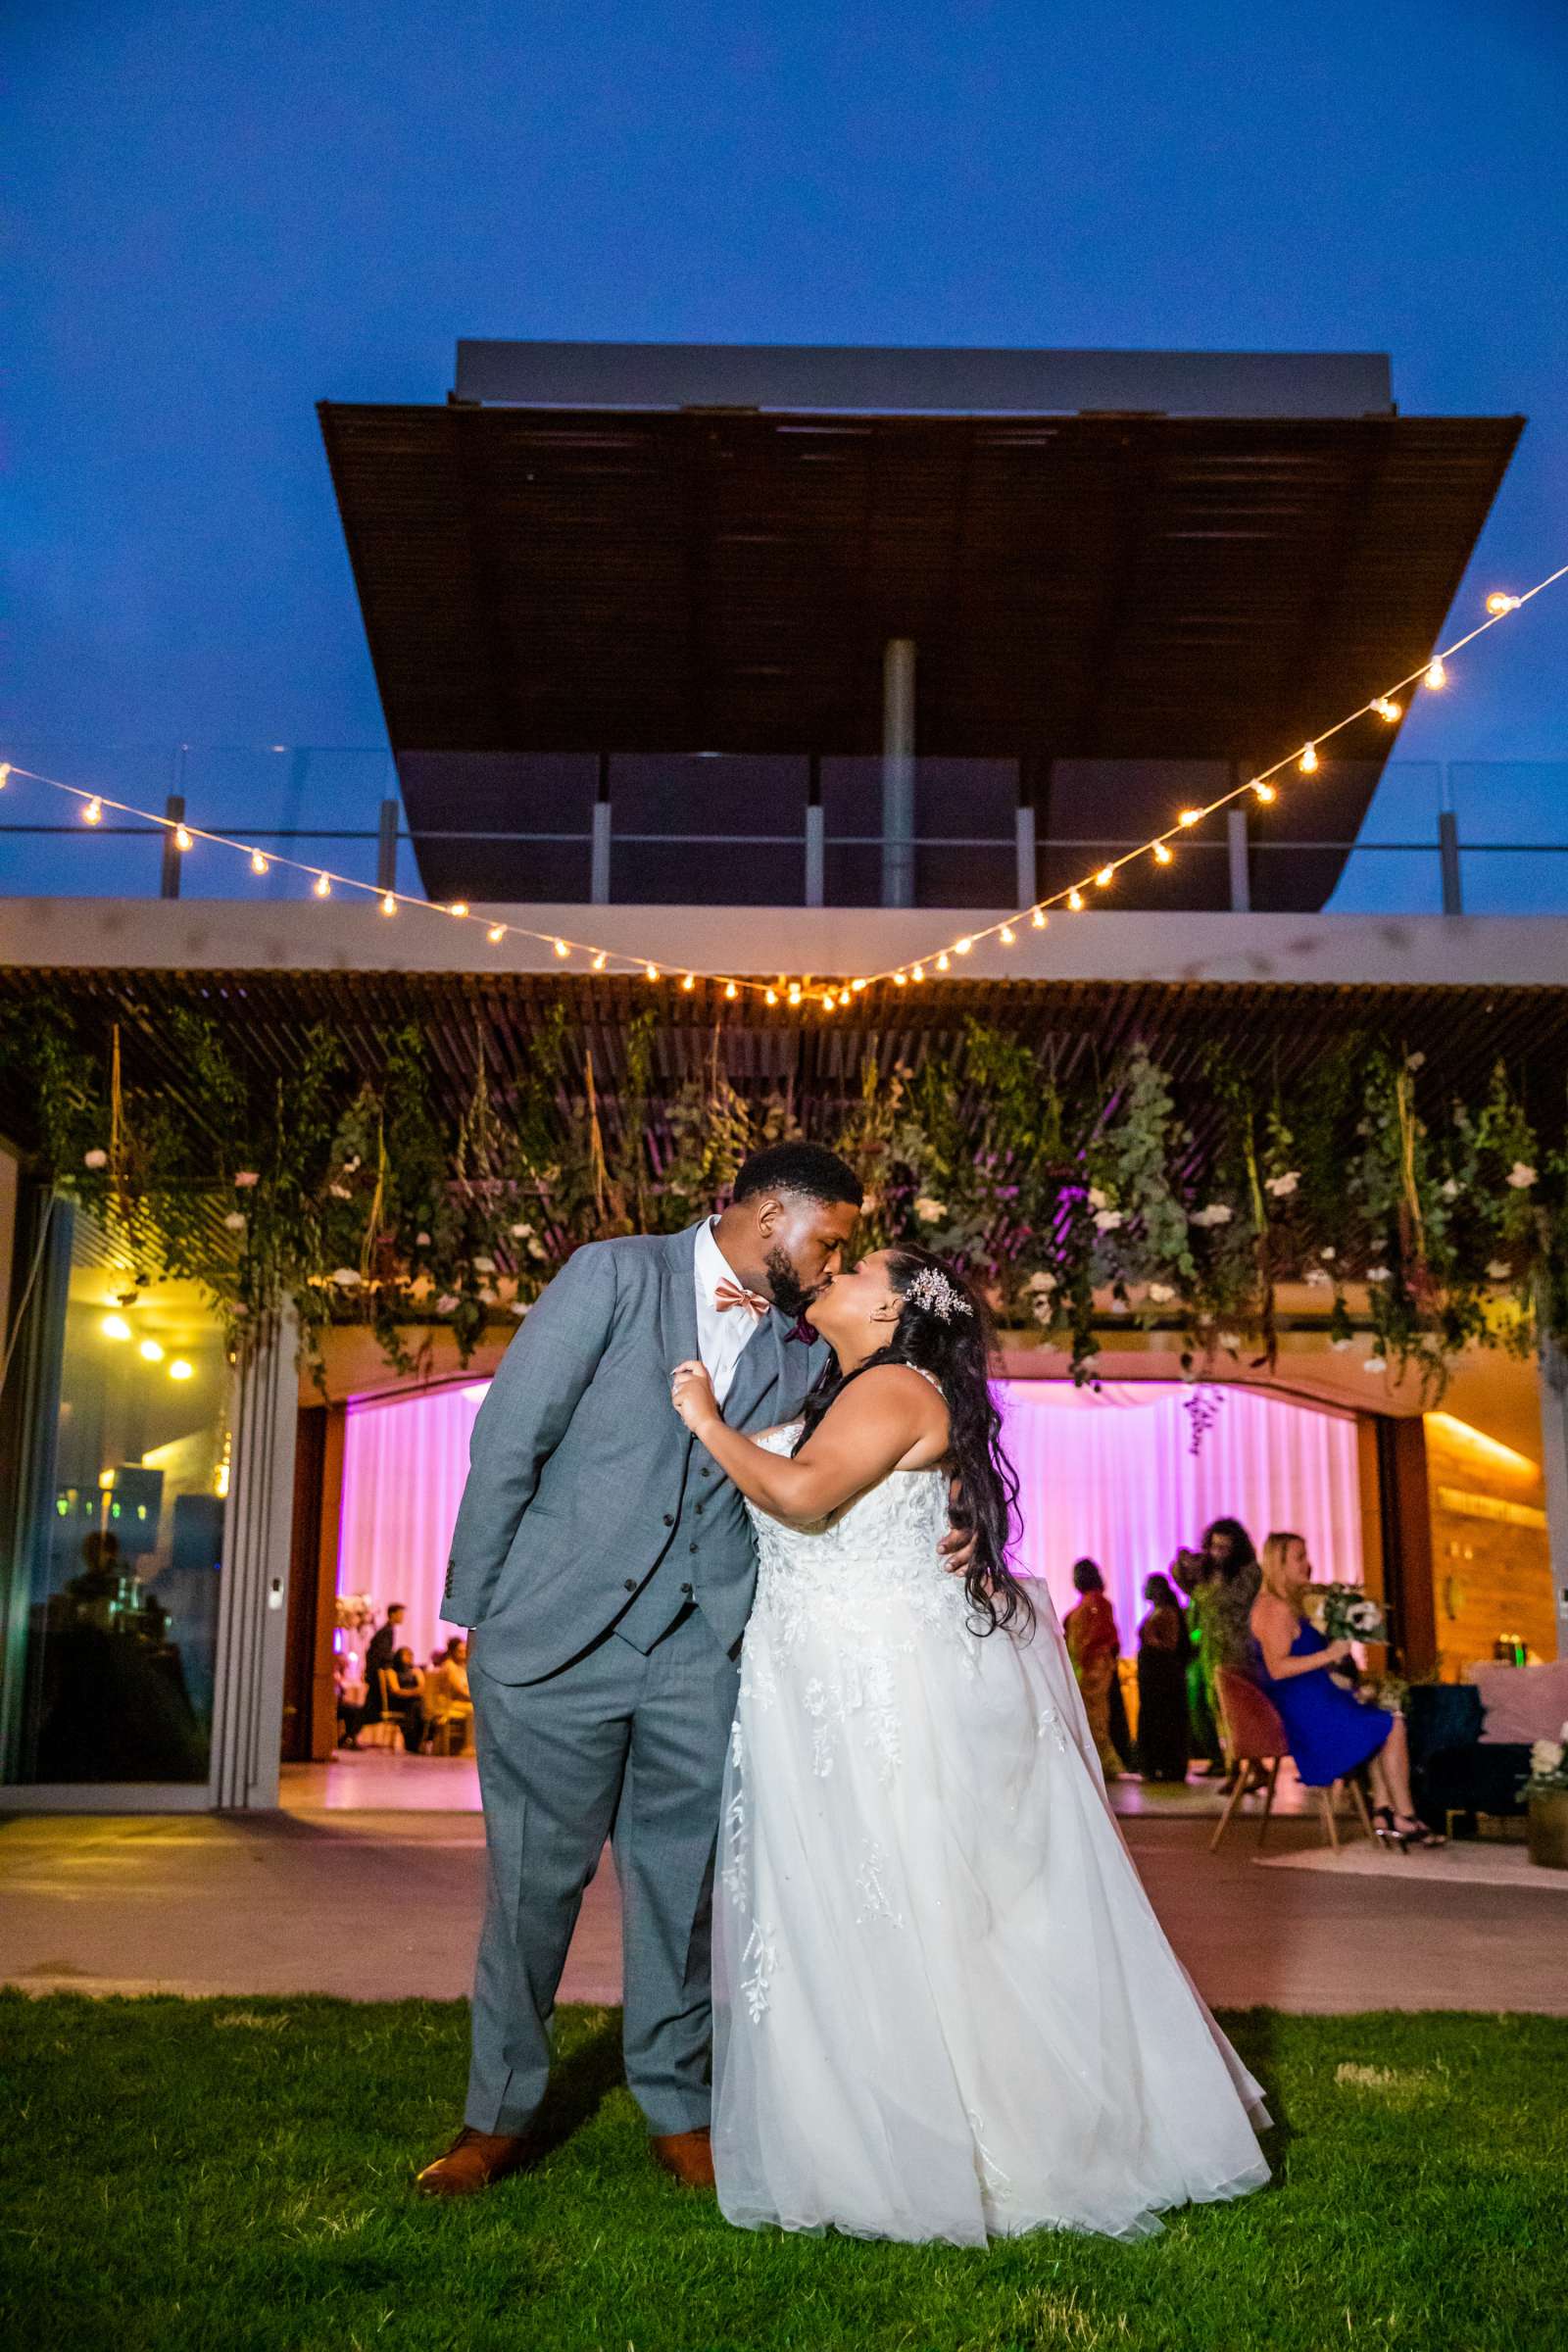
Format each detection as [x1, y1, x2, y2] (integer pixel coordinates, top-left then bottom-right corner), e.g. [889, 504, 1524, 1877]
[1063, 1559, 1122, 1781]
[386, 1643, 427, 1754]
[431, 1638, 471, 1708]
[1135, 1573, 1192, 1782]
[1250, 1532, 1441, 1848]
[361, 1602, 407, 1731]
[1172, 1519, 1260, 1784]
[333, 1653, 364, 1749]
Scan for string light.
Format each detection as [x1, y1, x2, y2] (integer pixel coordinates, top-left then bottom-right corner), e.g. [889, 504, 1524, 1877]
[487, 924, 506, 944]
[100, 1314, 132, 1342]
[6, 561, 1566, 1006]
[935, 952, 951, 971]
[681, 972, 696, 991]
[787, 983, 803, 1004]
[169, 1358, 194, 1382]
[724, 980, 738, 1000]
[449, 901, 469, 918]
[554, 937, 569, 957]
[138, 1338, 165, 1363]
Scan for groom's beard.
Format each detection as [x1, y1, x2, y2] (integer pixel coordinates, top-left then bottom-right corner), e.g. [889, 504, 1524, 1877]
[762, 1247, 826, 1324]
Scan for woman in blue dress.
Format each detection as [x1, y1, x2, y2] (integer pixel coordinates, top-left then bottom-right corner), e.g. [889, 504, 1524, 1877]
[1250, 1532, 1443, 1849]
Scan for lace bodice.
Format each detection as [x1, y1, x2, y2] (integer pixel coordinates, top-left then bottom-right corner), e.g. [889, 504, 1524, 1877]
[743, 1412, 968, 1655]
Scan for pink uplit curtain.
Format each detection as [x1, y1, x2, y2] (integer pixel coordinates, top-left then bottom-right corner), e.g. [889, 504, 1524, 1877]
[337, 1384, 487, 1672]
[337, 1376, 1363, 1670]
[998, 1381, 1363, 1647]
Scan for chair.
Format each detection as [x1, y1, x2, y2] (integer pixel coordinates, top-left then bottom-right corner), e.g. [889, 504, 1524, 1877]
[355, 1667, 413, 1752]
[419, 1671, 471, 1756]
[1210, 1667, 1373, 1854]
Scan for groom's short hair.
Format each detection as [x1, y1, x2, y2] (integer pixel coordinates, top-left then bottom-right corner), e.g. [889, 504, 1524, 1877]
[732, 1143, 861, 1209]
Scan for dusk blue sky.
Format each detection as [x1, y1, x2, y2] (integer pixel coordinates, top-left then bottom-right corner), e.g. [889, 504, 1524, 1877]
[6, 0, 1567, 904]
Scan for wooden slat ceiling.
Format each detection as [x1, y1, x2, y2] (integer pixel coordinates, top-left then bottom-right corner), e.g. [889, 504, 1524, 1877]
[5, 970, 1564, 1166]
[318, 401, 1520, 912]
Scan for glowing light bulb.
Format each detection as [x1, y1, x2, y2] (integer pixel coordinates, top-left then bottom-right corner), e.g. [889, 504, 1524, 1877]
[851, 979, 866, 993]
[1424, 657, 1447, 690]
[449, 901, 469, 918]
[764, 988, 778, 1006]
[1298, 743, 1319, 775]
[911, 964, 925, 982]
[554, 938, 569, 957]
[645, 962, 660, 982]
[955, 937, 972, 956]
[83, 798, 103, 825]
[591, 952, 607, 971]
[1371, 697, 1401, 722]
[821, 993, 836, 1011]
[724, 981, 738, 1000]
[838, 989, 852, 1006]
[1153, 840, 1173, 864]
[1000, 925, 1015, 946]
[1095, 865, 1114, 889]
[100, 1313, 132, 1342]
[1030, 907, 1047, 930]
[1486, 592, 1520, 615]
[935, 953, 951, 972]
[169, 1357, 194, 1382]
[487, 924, 505, 944]
[1067, 889, 1084, 911]
[175, 826, 193, 852]
[250, 849, 270, 875]
[787, 983, 802, 1004]
[0, 763, 10, 788]
[1250, 780, 1277, 804]
[893, 971, 907, 987]
[138, 1338, 165, 1363]
[681, 972, 696, 991]
[1178, 808, 1201, 829]
[314, 871, 331, 899]
[380, 892, 396, 915]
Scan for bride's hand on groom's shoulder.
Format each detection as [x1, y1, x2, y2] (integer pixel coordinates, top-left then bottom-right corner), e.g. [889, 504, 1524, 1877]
[670, 1359, 720, 1435]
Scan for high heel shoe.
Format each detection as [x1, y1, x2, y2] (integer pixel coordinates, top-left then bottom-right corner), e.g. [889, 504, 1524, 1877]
[1371, 1805, 1408, 1853]
[1374, 1805, 1445, 1851]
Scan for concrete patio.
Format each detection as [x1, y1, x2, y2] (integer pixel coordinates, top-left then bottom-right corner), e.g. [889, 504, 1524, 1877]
[3, 1756, 1562, 2014]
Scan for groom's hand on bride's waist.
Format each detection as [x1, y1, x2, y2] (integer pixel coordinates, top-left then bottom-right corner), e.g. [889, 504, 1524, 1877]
[939, 1479, 977, 1576]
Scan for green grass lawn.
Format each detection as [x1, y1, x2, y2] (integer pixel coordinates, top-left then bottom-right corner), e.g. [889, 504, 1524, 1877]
[2, 1997, 1563, 2352]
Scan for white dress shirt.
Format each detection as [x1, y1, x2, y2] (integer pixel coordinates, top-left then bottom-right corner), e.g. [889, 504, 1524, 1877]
[693, 1216, 767, 1406]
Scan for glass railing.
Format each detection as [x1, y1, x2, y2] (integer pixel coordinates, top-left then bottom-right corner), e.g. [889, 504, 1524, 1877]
[1, 748, 1565, 913]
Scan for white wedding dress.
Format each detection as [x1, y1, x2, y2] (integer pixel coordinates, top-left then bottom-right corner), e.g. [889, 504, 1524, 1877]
[712, 1405, 1271, 2246]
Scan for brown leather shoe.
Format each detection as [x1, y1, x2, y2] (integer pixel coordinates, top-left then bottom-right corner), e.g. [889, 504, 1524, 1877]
[414, 2125, 536, 2198]
[649, 2126, 715, 2189]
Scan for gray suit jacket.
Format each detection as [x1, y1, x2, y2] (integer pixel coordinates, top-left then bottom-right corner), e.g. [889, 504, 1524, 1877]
[443, 1220, 829, 1684]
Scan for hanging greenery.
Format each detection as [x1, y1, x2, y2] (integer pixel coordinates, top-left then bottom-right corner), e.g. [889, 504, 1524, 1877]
[1, 994, 1563, 1394]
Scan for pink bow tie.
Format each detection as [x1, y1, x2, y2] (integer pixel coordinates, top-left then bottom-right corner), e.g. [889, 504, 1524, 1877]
[713, 1277, 769, 1318]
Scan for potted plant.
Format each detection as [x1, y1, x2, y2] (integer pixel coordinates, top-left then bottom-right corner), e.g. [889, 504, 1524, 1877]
[1523, 1725, 1568, 1870]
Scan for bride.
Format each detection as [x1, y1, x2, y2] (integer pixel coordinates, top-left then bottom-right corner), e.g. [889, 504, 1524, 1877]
[669, 1245, 1270, 2246]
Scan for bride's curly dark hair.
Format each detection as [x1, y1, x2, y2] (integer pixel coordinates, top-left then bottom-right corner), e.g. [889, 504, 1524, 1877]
[792, 1246, 1031, 1639]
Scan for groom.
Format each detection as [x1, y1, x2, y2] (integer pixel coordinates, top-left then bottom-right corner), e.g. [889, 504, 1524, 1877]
[418, 1142, 903, 2197]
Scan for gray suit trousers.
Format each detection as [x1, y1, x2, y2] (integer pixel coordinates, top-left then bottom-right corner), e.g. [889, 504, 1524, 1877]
[465, 1603, 740, 2138]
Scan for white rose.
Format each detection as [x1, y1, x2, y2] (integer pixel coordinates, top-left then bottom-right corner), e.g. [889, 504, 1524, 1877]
[1217, 1331, 1241, 1349]
[328, 1267, 362, 1290]
[436, 1293, 459, 1314]
[1264, 1170, 1300, 1198]
[1192, 1203, 1234, 1228]
[1331, 1336, 1354, 1352]
[527, 1239, 547, 1261]
[83, 1149, 108, 1169]
[1149, 1283, 1176, 1303]
[1304, 1267, 1331, 1288]
[1487, 1259, 1513, 1281]
[1366, 1264, 1392, 1283]
[1320, 1246, 1337, 1261]
[233, 1170, 260, 1189]
[222, 1211, 247, 1231]
[1506, 1162, 1537, 1189]
[1087, 1188, 1108, 1211]
[1405, 1051, 1426, 1071]
[1530, 1739, 1564, 1776]
[416, 1231, 432, 1247]
[1093, 1208, 1125, 1233]
[1439, 1177, 1460, 1200]
[913, 1196, 948, 1224]
[509, 1222, 533, 1239]
[1362, 1354, 1388, 1375]
[472, 1255, 496, 1274]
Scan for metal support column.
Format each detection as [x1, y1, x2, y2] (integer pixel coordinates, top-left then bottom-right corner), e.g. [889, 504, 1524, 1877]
[1227, 808, 1251, 911]
[805, 752, 824, 906]
[1540, 1341, 1568, 1663]
[1439, 808, 1463, 914]
[375, 799, 400, 894]
[210, 1306, 300, 1811]
[160, 796, 185, 900]
[591, 754, 612, 904]
[881, 638, 916, 908]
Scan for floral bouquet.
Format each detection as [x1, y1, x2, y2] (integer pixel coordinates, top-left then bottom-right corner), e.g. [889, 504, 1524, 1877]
[1302, 1582, 1389, 1647]
[1524, 1726, 1568, 1801]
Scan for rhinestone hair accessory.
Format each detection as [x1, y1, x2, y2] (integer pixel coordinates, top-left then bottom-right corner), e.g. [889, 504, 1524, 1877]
[905, 1265, 973, 1322]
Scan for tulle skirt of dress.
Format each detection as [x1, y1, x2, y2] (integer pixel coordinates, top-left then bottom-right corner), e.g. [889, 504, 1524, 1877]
[712, 1574, 1271, 2246]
